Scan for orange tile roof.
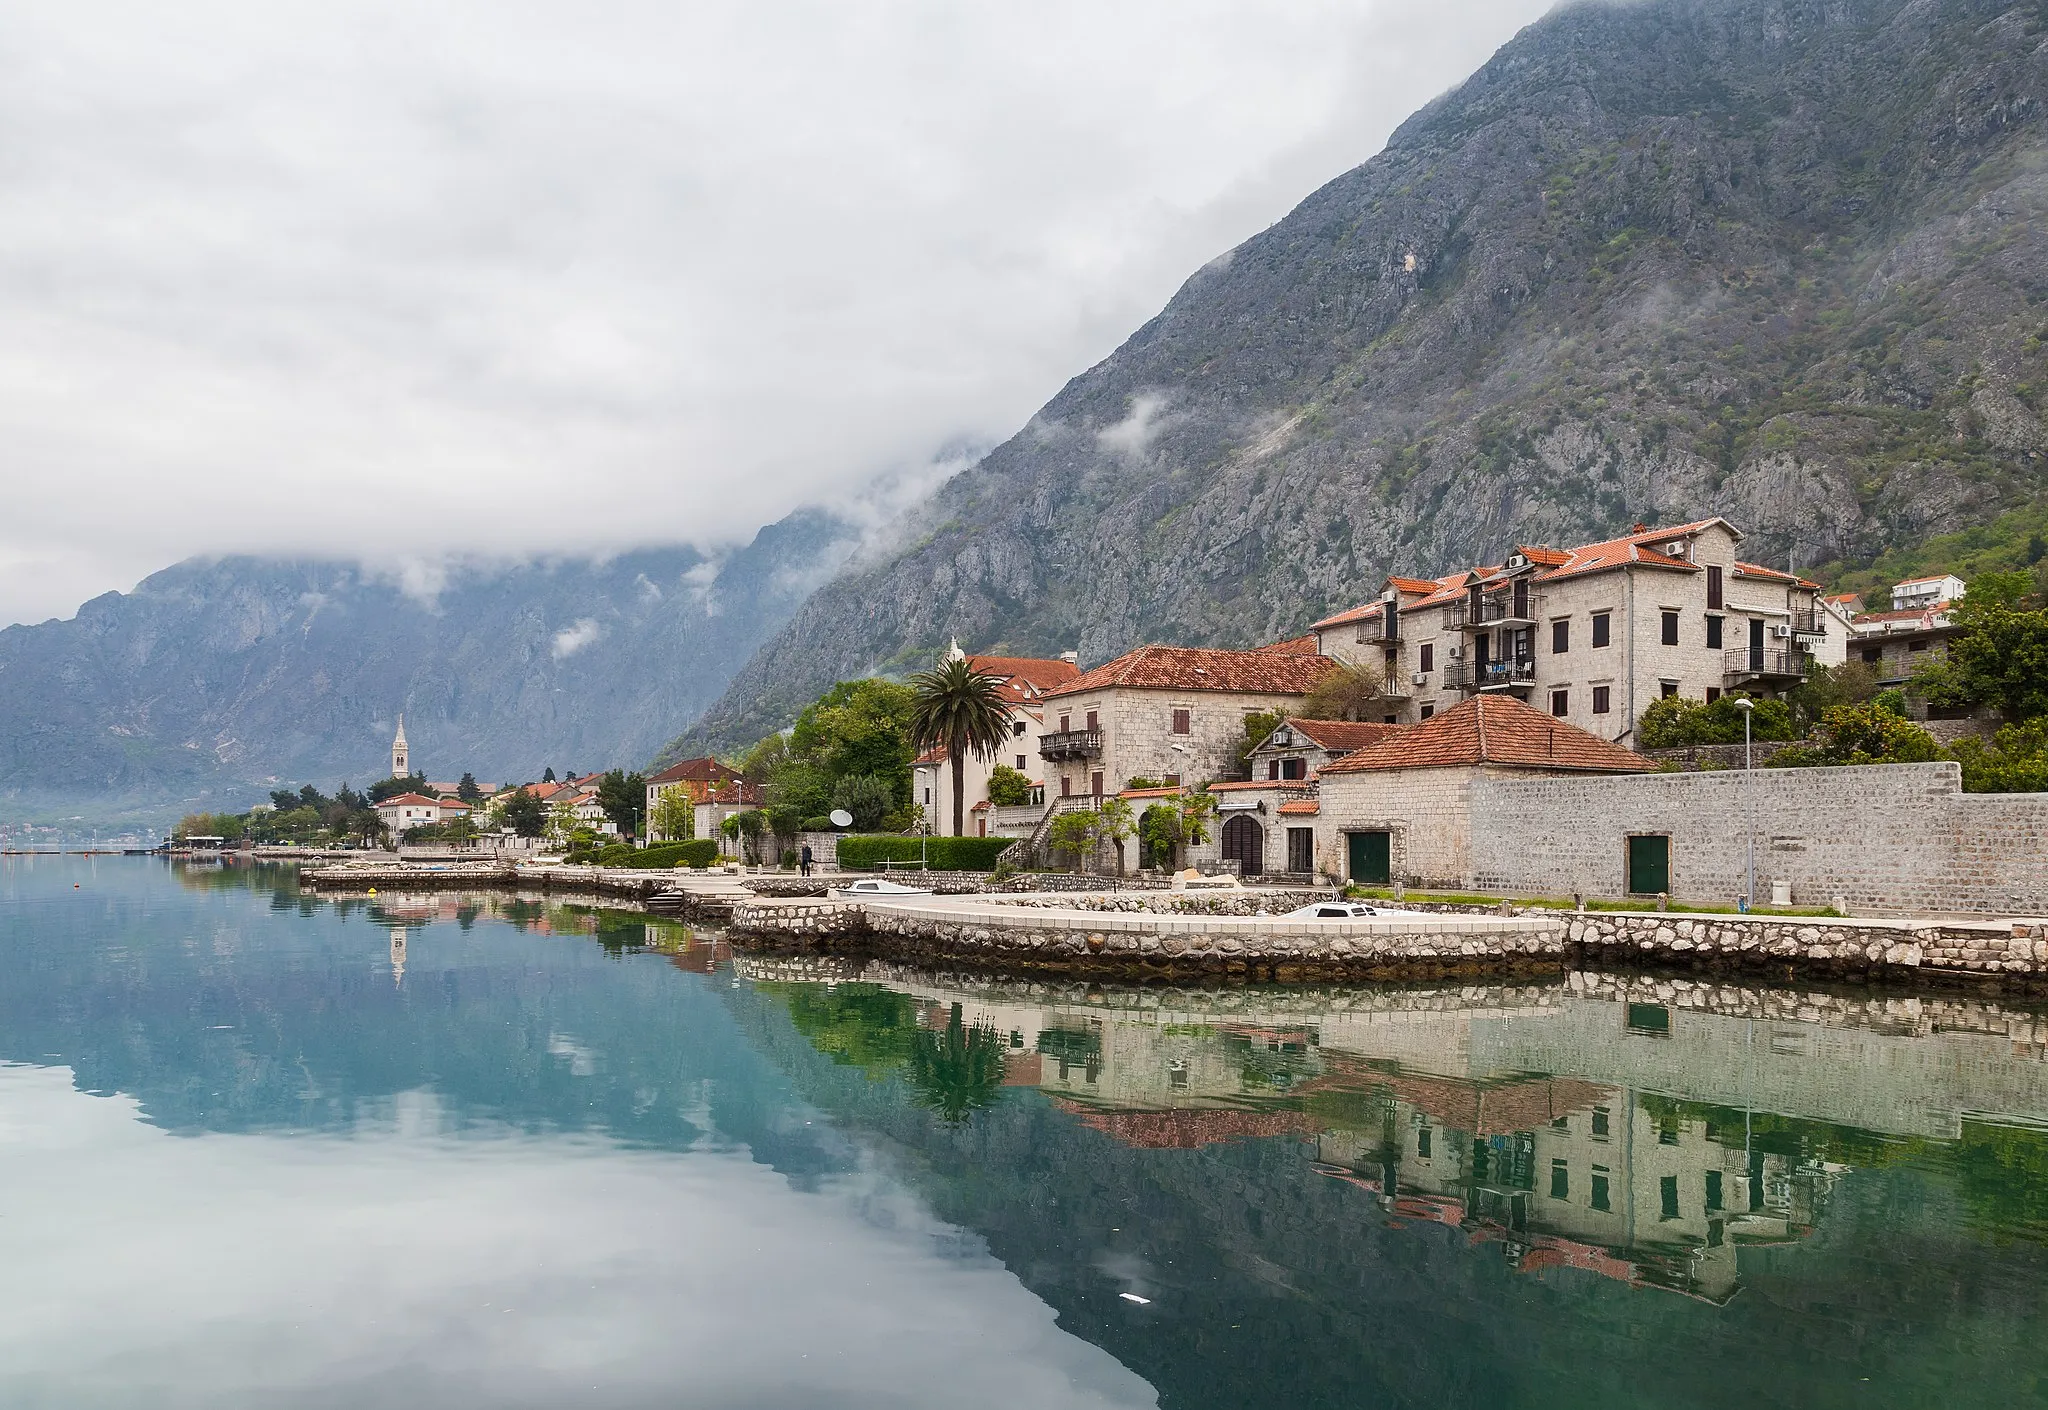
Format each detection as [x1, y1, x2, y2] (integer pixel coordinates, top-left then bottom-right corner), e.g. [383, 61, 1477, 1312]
[1256, 634, 1320, 654]
[646, 756, 745, 787]
[1321, 694, 1654, 774]
[1732, 560, 1820, 589]
[1117, 786, 1184, 800]
[1048, 1099, 1320, 1149]
[1042, 645, 1337, 700]
[1309, 601, 1384, 631]
[966, 653, 1080, 703]
[1278, 798, 1320, 816]
[376, 793, 442, 808]
[1205, 779, 1312, 792]
[1388, 575, 1446, 594]
[1276, 719, 1409, 753]
[1517, 544, 1572, 567]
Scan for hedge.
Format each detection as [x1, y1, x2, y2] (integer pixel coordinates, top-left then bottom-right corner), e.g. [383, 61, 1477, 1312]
[835, 835, 1015, 871]
[620, 839, 720, 868]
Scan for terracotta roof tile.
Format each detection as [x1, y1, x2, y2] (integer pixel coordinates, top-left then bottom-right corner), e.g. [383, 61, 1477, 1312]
[1732, 560, 1821, 589]
[1278, 798, 1320, 816]
[1043, 645, 1337, 700]
[1320, 694, 1654, 774]
[1309, 602, 1384, 631]
[646, 756, 745, 787]
[1256, 634, 1320, 654]
[376, 793, 442, 807]
[1278, 718, 1409, 753]
[1117, 786, 1184, 800]
[966, 654, 1081, 703]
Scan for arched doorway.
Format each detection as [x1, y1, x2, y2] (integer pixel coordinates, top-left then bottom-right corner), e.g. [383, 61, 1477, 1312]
[1221, 814, 1263, 877]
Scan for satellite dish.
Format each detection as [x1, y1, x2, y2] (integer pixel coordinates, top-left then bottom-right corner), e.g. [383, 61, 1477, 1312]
[828, 809, 853, 829]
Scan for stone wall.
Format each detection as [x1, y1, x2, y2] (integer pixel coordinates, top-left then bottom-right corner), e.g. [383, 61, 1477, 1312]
[1468, 761, 2048, 914]
[1048, 685, 1311, 801]
[1315, 767, 1493, 889]
[1562, 909, 2048, 982]
[982, 889, 1333, 916]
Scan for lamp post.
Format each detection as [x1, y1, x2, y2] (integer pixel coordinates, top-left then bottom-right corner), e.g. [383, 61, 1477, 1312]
[1734, 697, 1755, 910]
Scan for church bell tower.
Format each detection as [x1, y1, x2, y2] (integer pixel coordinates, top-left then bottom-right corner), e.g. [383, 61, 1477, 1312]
[391, 714, 409, 778]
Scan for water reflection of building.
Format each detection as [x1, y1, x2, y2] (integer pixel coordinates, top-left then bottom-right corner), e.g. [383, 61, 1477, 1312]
[831, 967, 2048, 1303]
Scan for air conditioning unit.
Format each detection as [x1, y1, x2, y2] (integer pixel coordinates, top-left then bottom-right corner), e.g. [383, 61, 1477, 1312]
[1771, 623, 1793, 639]
[1411, 671, 1429, 686]
[1447, 646, 1464, 660]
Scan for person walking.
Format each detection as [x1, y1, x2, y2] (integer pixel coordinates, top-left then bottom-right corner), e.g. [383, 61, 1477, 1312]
[799, 843, 813, 879]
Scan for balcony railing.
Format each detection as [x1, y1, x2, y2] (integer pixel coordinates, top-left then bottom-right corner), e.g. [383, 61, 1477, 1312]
[1038, 728, 1104, 762]
[1724, 649, 1810, 681]
[1443, 591, 1546, 631]
[1787, 608, 1827, 636]
[1442, 658, 1535, 691]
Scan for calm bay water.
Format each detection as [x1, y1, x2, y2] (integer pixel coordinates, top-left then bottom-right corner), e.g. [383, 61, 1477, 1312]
[5, 858, 2048, 1408]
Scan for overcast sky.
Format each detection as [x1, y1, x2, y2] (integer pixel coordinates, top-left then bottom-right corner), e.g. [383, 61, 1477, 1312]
[0, 0, 1551, 628]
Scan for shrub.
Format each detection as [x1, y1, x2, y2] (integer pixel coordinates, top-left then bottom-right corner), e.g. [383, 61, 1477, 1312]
[1949, 720, 2048, 793]
[1769, 702, 1942, 768]
[835, 835, 1015, 870]
[985, 764, 1033, 807]
[832, 774, 895, 831]
[800, 816, 833, 832]
[1638, 694, 1794, 748]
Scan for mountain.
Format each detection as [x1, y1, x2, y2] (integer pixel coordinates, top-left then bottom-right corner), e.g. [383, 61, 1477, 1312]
[0, 509, 857, 827]
[675, 0, 2048, 756]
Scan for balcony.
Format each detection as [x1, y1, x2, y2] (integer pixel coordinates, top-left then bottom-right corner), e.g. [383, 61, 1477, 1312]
[1442, 659, 1535, 692]
[1787, 608, 1828, 638]
[1724, 648, 1809, 683]
[1038, 728, 1104, 762]
[1443, 590, 1545, 631]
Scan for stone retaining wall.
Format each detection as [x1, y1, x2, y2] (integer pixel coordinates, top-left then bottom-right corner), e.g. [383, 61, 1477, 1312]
[982, 889, 1332, 916]
[1563, 909, 2048, 984]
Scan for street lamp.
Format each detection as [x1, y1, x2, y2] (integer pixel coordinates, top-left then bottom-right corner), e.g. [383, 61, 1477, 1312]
[1734, 697, 1756, 910]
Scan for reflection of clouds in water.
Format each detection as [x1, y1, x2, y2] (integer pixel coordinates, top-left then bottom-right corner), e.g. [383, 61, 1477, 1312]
[0, 1066, 1155, 1409]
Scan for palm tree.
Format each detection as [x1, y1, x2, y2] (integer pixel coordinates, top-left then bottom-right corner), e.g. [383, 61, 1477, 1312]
[909, 654, 1014, 837]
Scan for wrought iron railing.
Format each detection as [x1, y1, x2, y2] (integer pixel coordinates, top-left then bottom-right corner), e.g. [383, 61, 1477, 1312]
[1724, 649, 1809, 679]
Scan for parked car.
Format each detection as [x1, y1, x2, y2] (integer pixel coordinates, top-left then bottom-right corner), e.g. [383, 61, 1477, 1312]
[834, 878, 933, 897]
[1282, 901, 1428, 920]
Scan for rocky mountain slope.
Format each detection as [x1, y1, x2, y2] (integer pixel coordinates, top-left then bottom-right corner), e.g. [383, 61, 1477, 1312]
[677, 0, 2048, 756]
[0, 510, 856, 825]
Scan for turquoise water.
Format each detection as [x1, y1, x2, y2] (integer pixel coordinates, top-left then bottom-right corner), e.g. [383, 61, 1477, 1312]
[6, 858, 2048, 1408]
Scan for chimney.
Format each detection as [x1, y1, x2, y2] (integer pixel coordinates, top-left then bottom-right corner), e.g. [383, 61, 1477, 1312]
[1631, 522, 1648, 534]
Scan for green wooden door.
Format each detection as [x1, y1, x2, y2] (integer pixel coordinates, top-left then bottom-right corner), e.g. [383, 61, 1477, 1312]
[1348, 831, 1391, 884]
[1626, 834, 1670, 895]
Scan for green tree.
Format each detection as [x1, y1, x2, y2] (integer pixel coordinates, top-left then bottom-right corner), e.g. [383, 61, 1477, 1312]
[596, 769, 647, 839]
[1948, 720, 2048, 793]
[1638, 694, 1794, 748]
[985, 764, 1032, 807]
[1048, 809, 1102, 873]
[1787, 661, 1881, 733]
[1098, 795, 1136, 877]
[1769, 702, 1943, 768]
[1300, 662, 1389, 722]
[649, 789, 695, 842]
[731, 809, 767, 862]
[1915, 571, 2048, 722]
[1176, 786, 1220, 857]
[368, 772, 428, 804]
[832, 773, 895, 831]
[909, 656, 1014, 838]
[501, 786, 547, 838]
[546, 801, 580, 848]
[457, 772, 482, 805]
[1237, 710, 1286, 775]
[1139, 802, 1183, 869]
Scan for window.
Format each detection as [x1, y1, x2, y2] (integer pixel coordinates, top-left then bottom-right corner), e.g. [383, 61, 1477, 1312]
[1059, 714, 1070, 734]
[1163, 773, 1180, 786]
[1707, 564, 1724, 610]
[1383, 714, 1397, 725]
[1592, 686, 1611, 715]
[1550, 689, 1569, 717]
[1590, 1168, 1612, 1212]
[1282, 757, 1306, 780]
[1060, 776, 1071, 797]
[1085, 709, 1099, 731]
[1910, 639, 1928, 652]
[1661, 610, 1680, 646]
[1171, 708, 1190, 735]
[1551, 619, 1570, 654]
[1287, 827, 1313, 873]
[1706, 687, 1721, 704]
[1091, 771, 1104, 796]
[1419, 703, 1435, 720]
[1705, 1170, 1724, 1212]
[1661, 681, 1680, 699]
[1658, 1120, 1680, 1146]
[1419, 642, 1434, 673]
[1550, 1159, 1570, 1201]
[1013, 720, 1027, 737]
[1552, 1115, 1569, 1131]
[1706, 614, 1723, 649]
[1384, 647, 1399, 674]
[923, 787, 931, 805]
[1268, 760, 1281, 780]
[1416, 1126, 1432, 1159]
[1861, 647, 1882, 665]
[1660, 1175, 1681, 1221]
[1592, 1107, 1611, 1139]
[1628, 1003, 1672, 1037]
[1592, 612, 1611, 648]
[1015, 755, 1027, 770]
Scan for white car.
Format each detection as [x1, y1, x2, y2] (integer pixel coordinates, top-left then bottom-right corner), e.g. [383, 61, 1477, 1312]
[834, 878, 933, 897]
[1283, 901, 1428, 920]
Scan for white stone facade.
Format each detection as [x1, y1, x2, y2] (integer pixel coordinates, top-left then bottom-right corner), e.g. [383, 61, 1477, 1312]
[1039, 686, 1314, 800]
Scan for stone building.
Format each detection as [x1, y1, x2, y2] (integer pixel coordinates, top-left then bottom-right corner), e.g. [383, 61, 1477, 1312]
[1849, 575, 1966, 688]
[1035, 643, 1337, 801]
[1246, 718, 1406, 781]
[1314, 693, 1654, 887]
[644, 756, 748, 841]
[1310, 518, 1835, 745]
[911, 644, 1079, 835]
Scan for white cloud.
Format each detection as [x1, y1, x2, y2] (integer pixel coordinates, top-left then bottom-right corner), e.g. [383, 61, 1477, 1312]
[549, 617, 603, 658]
[0, 0, 1553, 627]
[1095, 393, 1174, 461]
